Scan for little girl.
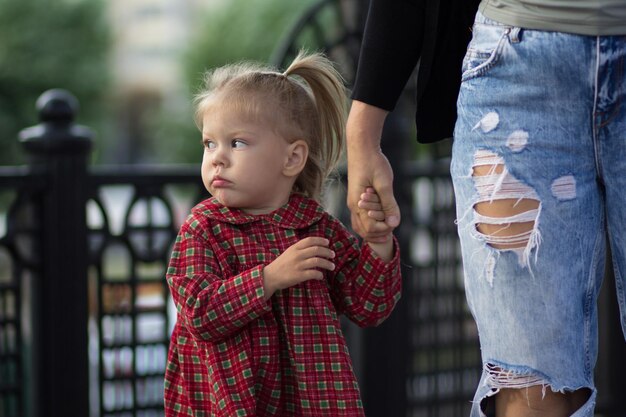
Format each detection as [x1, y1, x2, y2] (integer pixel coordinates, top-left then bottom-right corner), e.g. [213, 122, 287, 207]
[164, 51, 401, 417]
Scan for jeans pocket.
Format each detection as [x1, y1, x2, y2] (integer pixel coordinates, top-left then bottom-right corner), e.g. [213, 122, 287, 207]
[461, 21, 516, 82]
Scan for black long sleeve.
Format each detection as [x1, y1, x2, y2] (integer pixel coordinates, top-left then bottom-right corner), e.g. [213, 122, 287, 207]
[350, 0, 480, 143]
[351, 0, 425, 112]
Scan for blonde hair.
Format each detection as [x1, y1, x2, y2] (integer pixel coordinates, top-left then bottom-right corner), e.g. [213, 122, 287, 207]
[194, 51, 347, 201]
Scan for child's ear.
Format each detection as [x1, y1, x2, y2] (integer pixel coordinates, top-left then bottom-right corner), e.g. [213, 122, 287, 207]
[283, 140, 308, 177]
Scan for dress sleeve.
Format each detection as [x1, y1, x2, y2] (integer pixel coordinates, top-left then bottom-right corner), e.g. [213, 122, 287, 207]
[351, 0, 425, 111]
[325, 217, 402, 327]
[166, 219, 271, 343]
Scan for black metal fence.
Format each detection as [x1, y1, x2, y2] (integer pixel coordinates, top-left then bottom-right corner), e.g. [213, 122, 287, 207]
[1, 1, 625, 417]
[0, 89, 209, 417]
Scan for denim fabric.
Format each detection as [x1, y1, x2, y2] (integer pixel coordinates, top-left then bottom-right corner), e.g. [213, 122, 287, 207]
[452, 11, 626, 416]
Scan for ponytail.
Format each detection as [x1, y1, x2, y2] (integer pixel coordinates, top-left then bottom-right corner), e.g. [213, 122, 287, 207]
[283, 51, 347, 195]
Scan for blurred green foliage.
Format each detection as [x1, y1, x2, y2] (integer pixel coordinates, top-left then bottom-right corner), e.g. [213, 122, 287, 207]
[151, 0, 316, 164]
[184, 0, 317, 86]
[0, 0, 110, 165]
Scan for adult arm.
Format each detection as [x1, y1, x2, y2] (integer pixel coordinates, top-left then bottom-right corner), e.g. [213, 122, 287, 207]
[347, 0, 425, 239]
[346, 101, 397, 242]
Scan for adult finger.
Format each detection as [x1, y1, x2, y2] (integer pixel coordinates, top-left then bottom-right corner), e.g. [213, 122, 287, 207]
[375, 183, 401, 228]
[352, 210, 393, 240]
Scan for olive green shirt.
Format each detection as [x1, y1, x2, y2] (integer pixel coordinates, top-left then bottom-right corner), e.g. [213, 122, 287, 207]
[479, 0, 626, 35]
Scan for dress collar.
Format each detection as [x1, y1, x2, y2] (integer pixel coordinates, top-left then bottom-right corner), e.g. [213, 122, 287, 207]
[193, 194, 325, 229]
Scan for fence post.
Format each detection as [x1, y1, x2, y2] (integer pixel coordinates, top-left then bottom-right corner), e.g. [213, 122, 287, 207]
[19, 89, 93, 417]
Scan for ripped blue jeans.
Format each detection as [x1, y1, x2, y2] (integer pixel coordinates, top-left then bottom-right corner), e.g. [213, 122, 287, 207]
[452, 11, 626, 417]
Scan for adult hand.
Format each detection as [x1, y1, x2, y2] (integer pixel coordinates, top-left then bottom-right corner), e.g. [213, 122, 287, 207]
[346, 101, 401, 242]
[262, 237, 335, 300]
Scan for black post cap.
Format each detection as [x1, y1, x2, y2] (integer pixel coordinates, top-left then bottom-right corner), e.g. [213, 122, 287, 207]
[36, 89, 80, 124]
[19, 89, 94, 154]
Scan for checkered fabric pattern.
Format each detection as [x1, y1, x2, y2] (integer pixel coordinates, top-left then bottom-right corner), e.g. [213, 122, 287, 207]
[164, 194, 402, 416]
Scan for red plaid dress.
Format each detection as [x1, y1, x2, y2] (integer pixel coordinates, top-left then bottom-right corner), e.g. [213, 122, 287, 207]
[164, 194, 402, 416]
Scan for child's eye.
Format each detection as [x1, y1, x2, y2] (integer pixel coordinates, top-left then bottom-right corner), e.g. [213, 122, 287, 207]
[203, 140, 216, 150]
[232, 139, 247, 148]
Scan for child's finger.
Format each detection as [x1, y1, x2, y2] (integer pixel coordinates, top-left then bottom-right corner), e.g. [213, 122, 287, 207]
[351, 210, 394, 243]
[367, 210, 386, 221]
[296, 236, 330, 248]
[304, 257, 335, 271]
[360, 190, 381, 203]
[357, 199, 382, 211]
[301, 244, 335, 261]
[359, 215, 394, 235]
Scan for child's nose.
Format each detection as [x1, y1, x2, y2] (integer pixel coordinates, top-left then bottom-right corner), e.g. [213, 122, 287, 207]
[212, 146, 228, 167]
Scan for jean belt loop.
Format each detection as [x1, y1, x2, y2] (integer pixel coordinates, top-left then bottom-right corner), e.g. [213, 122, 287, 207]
[509, 27, 521, 43]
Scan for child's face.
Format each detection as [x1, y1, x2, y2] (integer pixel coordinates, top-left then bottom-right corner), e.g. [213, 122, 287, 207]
[200, 106, 296, 214]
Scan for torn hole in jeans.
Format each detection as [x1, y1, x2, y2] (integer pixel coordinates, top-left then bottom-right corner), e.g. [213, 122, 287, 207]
[471, 150, 541, 282]
[484, 363, 547, 390]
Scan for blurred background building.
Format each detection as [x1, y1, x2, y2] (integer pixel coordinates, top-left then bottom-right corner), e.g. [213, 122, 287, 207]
[105, 0, 208, 163]
[104, 0, 316, 164]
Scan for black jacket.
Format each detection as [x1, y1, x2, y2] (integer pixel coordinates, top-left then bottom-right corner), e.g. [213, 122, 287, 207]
[351, 0, 480, 143]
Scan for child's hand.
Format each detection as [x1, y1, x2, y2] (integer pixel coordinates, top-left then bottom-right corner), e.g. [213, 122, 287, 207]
[357, 187, 387, 222]
[262, 237, 335, 300]
[358, 187, 394, 262]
